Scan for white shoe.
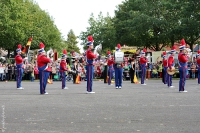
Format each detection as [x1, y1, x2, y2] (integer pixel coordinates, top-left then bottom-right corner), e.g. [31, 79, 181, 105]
[63, 87, 68, 89]
[17, 87, 24, 90]
[169, 86, 174, 88]
[44, 92, 48, 95]
[141, 84, 146, 85]
[108, 84, 113, 86]
[86, 91, 95, 94]
[116, 87, 118, 89]
[118, 86, 122, 89]
[179, 90, 187, 93]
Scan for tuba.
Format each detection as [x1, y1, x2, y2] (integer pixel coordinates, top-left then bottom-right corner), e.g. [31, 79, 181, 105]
[94, 44, 102, 60]
[183, 48, 192, 58]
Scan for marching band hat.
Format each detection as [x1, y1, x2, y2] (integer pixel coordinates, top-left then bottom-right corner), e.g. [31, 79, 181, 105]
[197, 50, 200, 57]
[140, 48, 146, 55]
[171, 45, 176, 53]
[179, 39, 186, 50]
[87, 36, 94, 46]
[116, 44, 121, 51]
[162, 51, 167, 58]
[62, 50, 67, 58]
[38, 42, 45, 53]
[107, 50, 111, 57]
[16, 44, 22, 53]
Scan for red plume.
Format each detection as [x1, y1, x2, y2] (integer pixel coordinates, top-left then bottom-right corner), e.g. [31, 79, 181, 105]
[198, 50, 200, 54]
[28, 37, 32, 41]
[17, 44, 22, 49]
[162, 51, 166, 55]
[87, 36, 94, 42]
[63, 50, 67, 55]
[39, 42, 45, 49]
[143, 48, 147, 53]
[180, 39, 186, 45]
[172, 45, 176, 50]
[117, 44, 121, 49]
[107, 50, 111, 55]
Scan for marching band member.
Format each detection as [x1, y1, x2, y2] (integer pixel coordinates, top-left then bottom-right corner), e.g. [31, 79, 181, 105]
[37, 43, 51, 95]
[86, 36, 96, 94]
[167, 45, 176, 88]
[196, 50, 200, 84]
[114, 44, 123, 89]
[178, 39, 188, 92]
[107, 50, 114, 85]
[15, 44, 24, 89]
[162, 51, 168, 84]
[60, 50, 68, 89]
[139, 48, 148, 85]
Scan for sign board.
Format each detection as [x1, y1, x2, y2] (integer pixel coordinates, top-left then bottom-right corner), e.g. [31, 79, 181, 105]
[113, 46, 137, 53]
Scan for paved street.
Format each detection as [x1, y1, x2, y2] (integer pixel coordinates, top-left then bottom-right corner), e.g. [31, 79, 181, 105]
[0, 79, 200, 133]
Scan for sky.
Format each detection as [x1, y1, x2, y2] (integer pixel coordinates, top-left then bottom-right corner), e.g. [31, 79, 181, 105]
[34, 0, 124, 52]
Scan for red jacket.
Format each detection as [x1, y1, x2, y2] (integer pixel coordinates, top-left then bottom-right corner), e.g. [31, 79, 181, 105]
[197, 58, 200, 66]
[139, 57, 148, 64]
[86, 48, 96, 60]
[107, 59, 114, 66]
[178, 52, 188, 63]
[37, 54, 51, 71]
[168, 55, 174, 69]
[60, 60, 68, 72]
[15, 54, 23, 65]
[163, 59, 167, 67]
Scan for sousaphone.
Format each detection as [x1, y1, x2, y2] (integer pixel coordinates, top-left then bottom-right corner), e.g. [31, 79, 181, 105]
[167, 66, 176, 75]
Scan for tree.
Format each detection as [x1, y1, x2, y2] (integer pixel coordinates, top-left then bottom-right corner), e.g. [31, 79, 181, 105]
[114, 0, 171, 51]
[79, 12, 117, 54]
[0, 0, 63, 57]
[65, 29, 80, 53]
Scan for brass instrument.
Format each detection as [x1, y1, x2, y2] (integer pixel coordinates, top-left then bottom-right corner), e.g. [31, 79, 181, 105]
[94, 44, 102, 60]
[167, 66, 176, 75]
[183, 48, 192, 57]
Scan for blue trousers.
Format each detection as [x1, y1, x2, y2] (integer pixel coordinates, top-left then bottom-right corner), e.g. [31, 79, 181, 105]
[108, 68, 113, 85]
[179, 67, 187, 91]
[114, 67, 122, 87]
[141, 66, 146, 84]
[198, 68, 200, 84]
[60, 72, 66, 89]
[39, 71, 50, 94]
[163, 67, 168, 84]
[86, 65, 94, 92]
[167, 74, 172, 87]
[16, 68, 23, 88]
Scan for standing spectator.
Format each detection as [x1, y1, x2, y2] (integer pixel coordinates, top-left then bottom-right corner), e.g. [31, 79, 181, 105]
[51, 62, 57, 80]
[129, 58, 135, 83]
[30, 66, 34, 82]
[5, 64, 9, 82]
[8, 64, 12, 80]
[158, 61, 163, 78]
[12, 63, 17, 81]
[191, 62, 196, 79]
[34, 65, 39, 80]
[152, 66, 158, 78]
[0, 63, 5, 81]
[135, 61, 140, 78]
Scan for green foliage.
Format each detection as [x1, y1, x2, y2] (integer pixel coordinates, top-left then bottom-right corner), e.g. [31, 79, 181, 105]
[79, 0, 200, 51]
[65, 29, 80, 53]
[0, 0, 63, 57]
[79, 12, 117, 54]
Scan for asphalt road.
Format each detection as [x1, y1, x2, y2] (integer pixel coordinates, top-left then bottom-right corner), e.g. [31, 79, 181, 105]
[0, 79, 200, 133]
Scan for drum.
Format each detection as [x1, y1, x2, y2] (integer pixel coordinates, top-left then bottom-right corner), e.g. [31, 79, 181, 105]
[114, 51, 124, 63]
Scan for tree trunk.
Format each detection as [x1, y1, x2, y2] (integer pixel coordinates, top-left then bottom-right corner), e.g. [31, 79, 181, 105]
[7, 49, 10, 59]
